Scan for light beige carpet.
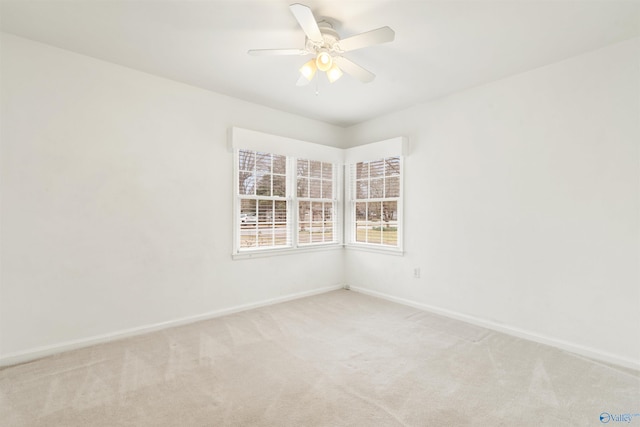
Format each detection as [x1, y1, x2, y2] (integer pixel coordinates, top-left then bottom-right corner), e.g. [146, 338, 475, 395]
[1, 290, 638, 426]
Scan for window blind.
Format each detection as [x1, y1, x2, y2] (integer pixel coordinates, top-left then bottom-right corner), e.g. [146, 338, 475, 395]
[232, 128, 344, 256]
[351, 156, 402, 247]
[344, 137, 407, 251]
[237, 149, 292, 250]
[297, 159, 336, 245]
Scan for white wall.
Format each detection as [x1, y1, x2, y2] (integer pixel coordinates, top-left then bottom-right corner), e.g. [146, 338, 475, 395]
[0, 33, 345, 364]
[344, 37, 640, 369]
[2, 32, 638, 370]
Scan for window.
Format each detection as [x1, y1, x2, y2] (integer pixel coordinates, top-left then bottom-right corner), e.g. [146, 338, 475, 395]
[297, 159, 336, 245]
[231, 127, 405, 257]
[352, 156, 401, 247]
[232, 126, 343, 257]
[235, 151, 339, 254]
[237, 150, 291, 249]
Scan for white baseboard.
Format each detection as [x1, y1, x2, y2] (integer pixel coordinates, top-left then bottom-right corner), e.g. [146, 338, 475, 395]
[0, 284, 344, 368]
[350, 286, 640, 372]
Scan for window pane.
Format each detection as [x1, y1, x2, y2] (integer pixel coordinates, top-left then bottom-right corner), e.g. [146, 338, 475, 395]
[356, 223, 367, 242]
[273, 175, 286, 197]
[383, 201, 397, 222]
[356, 162, 368, 179]
[240, 199, 258, 229]
[258, 200, 272, 224]
[273, 200, 291, 246]
[241, 199, 257, 216]
[299, 223, 311, 244]
[323, 226, 334, 243]
[256, 152, 271, 172]
[240, 198, 257, 248]
[298, 201, 310, 222]
[311, 200, 324, 243]
[256, 174, 272, 196]
[368, 202, 381, 222]
[385, 157, 401, 176]
[323, 203, 333, 221]
[370, 159, 384, 177]
[382, 222, 398, 246]
[297, 177, 308, 198]
[322, 180, 332, 199]
[273, 225, 287, 246]
[311, 202, 323, 221]
[274, 200, 287, 223]
[356, 180, 368, 199]
[385, 176, 400, 198]
[240, 227, 257, 248]
[310, 161, 322, 178]
[312, 230, 324, 243]
[368, 224, 382, 244]
[238, 172, 255, 195]
[370, 178, 384, 198]
[238, 150, 255, 172]
[297, 159, 309, 177]
[273, 211, 289, 246]
[309, 179, 321, 198]
[322, 163, 332, 179]
[273, 155, 286, 174]
[355, 202, 367, 221]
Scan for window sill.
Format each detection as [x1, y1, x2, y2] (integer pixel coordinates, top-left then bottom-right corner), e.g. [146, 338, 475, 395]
[344, 244, 404, 256]
[232, 243, 343, 260]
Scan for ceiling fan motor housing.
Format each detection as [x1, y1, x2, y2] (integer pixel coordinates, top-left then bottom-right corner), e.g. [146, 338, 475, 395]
[305, 21, 342, 55]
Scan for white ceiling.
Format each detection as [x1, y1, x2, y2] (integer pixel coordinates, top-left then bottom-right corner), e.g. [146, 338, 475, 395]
[1, 0, 639, 127]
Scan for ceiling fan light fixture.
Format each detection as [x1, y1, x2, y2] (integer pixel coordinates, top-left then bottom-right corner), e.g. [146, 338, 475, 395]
[315, 51, 333, 72]
[299, 59, 317, 81]
[326, 64, 343, 83]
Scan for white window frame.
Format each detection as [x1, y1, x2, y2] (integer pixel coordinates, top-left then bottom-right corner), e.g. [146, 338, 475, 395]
[344, 137, 407, 255]
[345, 157, 404, 254]
[230, 128, 407, 258]
[295, 159, 341, 247]
[231, 128, 343, 259]
[235, 151, 293, 252]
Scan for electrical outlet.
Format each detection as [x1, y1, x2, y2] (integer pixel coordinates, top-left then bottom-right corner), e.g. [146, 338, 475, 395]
[413, 268, 420, 279]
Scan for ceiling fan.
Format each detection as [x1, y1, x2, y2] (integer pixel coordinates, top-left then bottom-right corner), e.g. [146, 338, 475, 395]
[248, 3, 395, 85]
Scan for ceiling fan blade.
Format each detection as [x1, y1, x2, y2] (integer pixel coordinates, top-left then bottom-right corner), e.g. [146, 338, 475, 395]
[337, 26, 395, 52]
[248, 48, 308, 56]
[334, 57, 375, 83]
[289, 3, 323, 44]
